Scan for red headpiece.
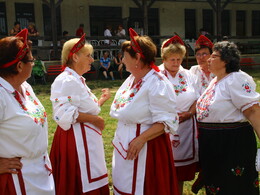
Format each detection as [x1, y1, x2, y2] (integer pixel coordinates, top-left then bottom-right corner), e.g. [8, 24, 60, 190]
[1, 29, 29, 69]
[162, 35, 185, 48]
[129, 28, 159, 72]
[68, 33, 86, 59]
[195, 35, 213, 49]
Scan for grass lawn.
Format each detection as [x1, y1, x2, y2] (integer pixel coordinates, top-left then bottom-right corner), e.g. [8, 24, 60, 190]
[32, 68, 260, 195]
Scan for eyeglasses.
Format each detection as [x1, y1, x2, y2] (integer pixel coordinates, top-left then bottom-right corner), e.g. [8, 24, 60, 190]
[195, 53, 210, 57]
[210, 54, 221, 59]
[26, 58, 36, 64]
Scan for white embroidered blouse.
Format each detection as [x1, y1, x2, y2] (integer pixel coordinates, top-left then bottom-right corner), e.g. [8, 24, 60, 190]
[196, 71, 260, 123]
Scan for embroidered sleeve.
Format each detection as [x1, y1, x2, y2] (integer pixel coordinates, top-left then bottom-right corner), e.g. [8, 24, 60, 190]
[228, 72, 260, 111]
[50, 76, 86, 130]
[148, 76, 179, 135]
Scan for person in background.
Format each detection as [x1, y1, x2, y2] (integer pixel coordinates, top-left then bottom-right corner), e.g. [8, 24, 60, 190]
[100, 51, 115, 80]
[9, 21, 21, 36]
[76, 24, 84, 37]
[116, 24, 126, 46]
[50, 33, 110, 195]
[196, 41, 260, 195]
[60, 30, 69, 47]
[0, 29, 55, 194]
[159, 35, 199, 195]
[27, 23, 40, 46]
[190, 35, 215, 95]
[104, 25, 112, 45]
[113, 51, 125, 79]
[110, 28, 180, 195]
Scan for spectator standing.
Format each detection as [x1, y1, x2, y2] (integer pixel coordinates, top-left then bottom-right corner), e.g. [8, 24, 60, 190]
[27, 22, 39, 46]
[76, 24, 84, 37]
[104, 25, 112, 45]
[9, 21, 21, 36]
[116, 24, 126, 46]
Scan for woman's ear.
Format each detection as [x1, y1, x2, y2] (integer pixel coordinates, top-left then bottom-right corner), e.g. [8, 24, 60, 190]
[72, 53, 79, 63]
[16, 61, 24, 73]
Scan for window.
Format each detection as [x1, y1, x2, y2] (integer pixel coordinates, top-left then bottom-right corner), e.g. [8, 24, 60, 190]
[42, 4, 62, 38]
[236, 11, 246, 36]
[202, 9, 214, 35]
[90, 6, 122, 36]
[0, 2, 7, 35]
[221, 10, 230, 36]
[252, 10, 260, 36]
[185, 9, 196, 39]
[129, 8, 159, 36]
[15, 3, 35, 29]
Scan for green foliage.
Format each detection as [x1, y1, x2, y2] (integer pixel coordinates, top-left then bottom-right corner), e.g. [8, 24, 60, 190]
[34, 69, 260, 195]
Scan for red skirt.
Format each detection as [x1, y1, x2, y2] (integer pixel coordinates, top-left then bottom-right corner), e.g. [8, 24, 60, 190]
[175, 162, 199, 181]
[144, 133, 180, 195]
[50, 125, 109, 195]
[0, 170, 26, 195]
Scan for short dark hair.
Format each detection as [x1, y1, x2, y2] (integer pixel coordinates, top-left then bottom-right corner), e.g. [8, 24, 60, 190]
[63, 31, 69, 36]
[213, 41, 240, 73]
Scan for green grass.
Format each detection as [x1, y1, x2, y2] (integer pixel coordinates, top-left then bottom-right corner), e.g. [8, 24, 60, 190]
[33, 69, 260, 195]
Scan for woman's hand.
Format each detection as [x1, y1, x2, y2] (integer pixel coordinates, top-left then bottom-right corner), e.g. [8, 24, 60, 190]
[0, 157, 22, 174]
[92, 116, 105, 131]
[126, 136, 145, 160]
[98, 88, 111, 106]
[178, 111, 192, 123]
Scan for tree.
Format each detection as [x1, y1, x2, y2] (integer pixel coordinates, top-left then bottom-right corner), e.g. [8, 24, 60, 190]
[42, 0, 63, 59]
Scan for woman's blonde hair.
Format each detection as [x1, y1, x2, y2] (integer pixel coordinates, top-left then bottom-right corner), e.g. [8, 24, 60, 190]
[161, 39, 186, 60]
[61, 38, 93, 66]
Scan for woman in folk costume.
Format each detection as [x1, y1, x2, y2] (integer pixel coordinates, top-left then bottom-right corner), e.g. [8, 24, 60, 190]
[159, 36, 200, 195]
[196, 41, 260, 194]
[190, 35, 215, 95]
[110, 28, 180, 195]
[50, 34, 110, 195]
[0, 29, 55, 194]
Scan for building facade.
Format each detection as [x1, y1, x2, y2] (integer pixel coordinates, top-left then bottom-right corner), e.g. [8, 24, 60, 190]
[0, 0, 260, 42]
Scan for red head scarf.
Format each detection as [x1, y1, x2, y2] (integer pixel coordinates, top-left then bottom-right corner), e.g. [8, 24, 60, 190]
[1, 29, 29, 69]
[162, 35, 185, 48]
[195, 35, 213, 49]
[129, 28, 159, 72]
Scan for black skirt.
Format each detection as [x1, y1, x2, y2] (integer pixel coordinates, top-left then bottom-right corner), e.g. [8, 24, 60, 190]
[198, 122, 259, 195]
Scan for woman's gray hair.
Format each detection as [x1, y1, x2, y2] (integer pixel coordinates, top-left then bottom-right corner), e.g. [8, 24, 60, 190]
[213, 41, 240, 73]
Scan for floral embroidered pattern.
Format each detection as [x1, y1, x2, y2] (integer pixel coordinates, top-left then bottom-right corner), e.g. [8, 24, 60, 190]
[68, 96, 72, 102]
[173, 73, 187, 96]
[86, 88, 98, 103]
[55, 98, 59, 102]
[13, 90, 46, 127]
[231, 166, 244, 176]
[113, 79, 143, 110]
[242, 82, 251, 93]
[206, 185, 220, 195]
[196, 82, 216, 121]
